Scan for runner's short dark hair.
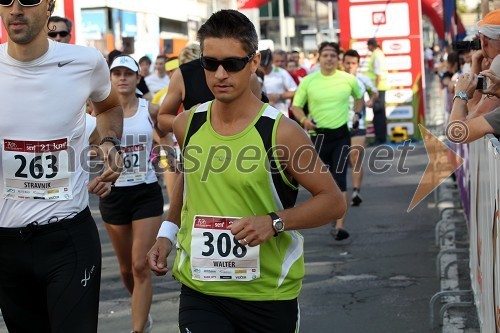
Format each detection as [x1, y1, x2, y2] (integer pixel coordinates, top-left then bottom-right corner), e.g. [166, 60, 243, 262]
[344, 49, 360, 62]
[197, 9, 258, 55]
[318, 42, 340, 55]
[139, 56, 152, 65]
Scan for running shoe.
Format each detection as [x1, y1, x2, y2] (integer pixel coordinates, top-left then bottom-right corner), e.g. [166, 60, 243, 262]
[144, 314, 153, 333]
[330, 227, 350, 241]
[351, 190, 363, 206]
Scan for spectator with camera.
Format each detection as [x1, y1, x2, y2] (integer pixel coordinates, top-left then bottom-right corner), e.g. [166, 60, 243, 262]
[461, 10, 500, 117]
[473, 9, 500, 74]
[448, 55, 500, 143]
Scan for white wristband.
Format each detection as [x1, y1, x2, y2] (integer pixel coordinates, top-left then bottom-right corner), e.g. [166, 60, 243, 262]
[157, 220, 179, 245]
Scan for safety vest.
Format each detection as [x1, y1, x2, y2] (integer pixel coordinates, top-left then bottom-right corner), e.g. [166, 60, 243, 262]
[367, 48, 391, 91]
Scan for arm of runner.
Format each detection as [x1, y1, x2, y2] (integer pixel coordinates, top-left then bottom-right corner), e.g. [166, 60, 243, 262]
[147, 110, 190, 276]
[93, 87, 123, 183]
[157, 133, 177, 172]
[146, 174, 183, 276]
[229, 117, 346, 247]
[148, 102, 165, 137]
[291, 106, 316, 130]
[158, 68, 185, 133]
[353, 98, 364, 113]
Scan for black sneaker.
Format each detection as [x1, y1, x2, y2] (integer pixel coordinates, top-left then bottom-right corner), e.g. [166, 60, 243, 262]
[330, 227, 350, 241]
[351, 190, 363, 206]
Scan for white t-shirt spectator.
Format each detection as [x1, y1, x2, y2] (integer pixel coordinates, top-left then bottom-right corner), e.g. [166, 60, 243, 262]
[263, 66, 297, 116]
[145, 74, 170, 95]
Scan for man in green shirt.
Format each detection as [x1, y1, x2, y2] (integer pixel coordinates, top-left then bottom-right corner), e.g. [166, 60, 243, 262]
[147, 10, 346, 332]
[366, 38, 391, 143]
[291, 42, 363, 241]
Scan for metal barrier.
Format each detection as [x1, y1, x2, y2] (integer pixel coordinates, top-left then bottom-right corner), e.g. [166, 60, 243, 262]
[430, 134, 500, 330]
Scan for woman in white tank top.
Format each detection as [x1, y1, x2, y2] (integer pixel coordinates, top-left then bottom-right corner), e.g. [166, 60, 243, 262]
[93, 55, 164, 333]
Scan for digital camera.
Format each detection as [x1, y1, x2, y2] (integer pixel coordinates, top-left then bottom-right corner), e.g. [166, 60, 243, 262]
[476, 74, 487, 90]
[453, 38, 481, 51]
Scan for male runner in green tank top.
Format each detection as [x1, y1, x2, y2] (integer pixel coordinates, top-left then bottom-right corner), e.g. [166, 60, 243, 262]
[147, 9, 346, 333]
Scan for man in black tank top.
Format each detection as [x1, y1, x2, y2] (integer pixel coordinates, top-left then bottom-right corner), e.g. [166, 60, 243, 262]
[180, 59, 215, 110]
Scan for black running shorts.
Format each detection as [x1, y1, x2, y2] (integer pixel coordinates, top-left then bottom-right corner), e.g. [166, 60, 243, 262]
[311, 125, 351, 192]
[179, 284, 300, 333]
[0, 207, 101, 333]
[99, 182, 164, 225]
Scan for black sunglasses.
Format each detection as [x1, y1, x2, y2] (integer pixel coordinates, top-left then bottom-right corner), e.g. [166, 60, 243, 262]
[0, 0, 42, 6]
[200, 53, 255, 72]
[48, 31, 69, 38]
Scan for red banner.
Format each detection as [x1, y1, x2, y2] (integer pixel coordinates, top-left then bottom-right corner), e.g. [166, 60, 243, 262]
[237, 0, 270, 9]
[338, 0, 425, 140]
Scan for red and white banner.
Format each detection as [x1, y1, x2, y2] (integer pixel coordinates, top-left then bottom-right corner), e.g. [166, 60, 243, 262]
[338, 0, 425, 139]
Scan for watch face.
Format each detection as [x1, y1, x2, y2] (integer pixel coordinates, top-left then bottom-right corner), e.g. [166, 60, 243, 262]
[274, 220, 284, 231]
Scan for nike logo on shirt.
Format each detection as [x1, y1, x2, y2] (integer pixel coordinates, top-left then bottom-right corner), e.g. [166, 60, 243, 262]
[58, 60, 74, 67]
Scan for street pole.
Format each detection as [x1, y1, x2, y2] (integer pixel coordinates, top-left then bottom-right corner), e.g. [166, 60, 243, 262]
[279, 0, 286, 50]
[315, 0, 320, 45]
[327, 1, 334, 41]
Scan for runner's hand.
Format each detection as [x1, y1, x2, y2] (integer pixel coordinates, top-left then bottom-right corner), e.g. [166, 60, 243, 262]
[147, 238, 172, 276]
[165, 147, 178, 173]
[87, 178, 112, 198]
[98, 142, 123, 183]
[302, 118, 317, 131]
[228, 215, 275, 247]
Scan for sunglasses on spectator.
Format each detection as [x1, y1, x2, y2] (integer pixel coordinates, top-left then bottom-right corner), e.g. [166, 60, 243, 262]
[0, 0, 43, 6]
[200, 53, 255, 72]
[48, 31, 69, 38]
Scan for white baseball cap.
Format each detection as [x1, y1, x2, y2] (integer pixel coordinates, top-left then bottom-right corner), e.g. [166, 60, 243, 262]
[110, 55, 139, 73]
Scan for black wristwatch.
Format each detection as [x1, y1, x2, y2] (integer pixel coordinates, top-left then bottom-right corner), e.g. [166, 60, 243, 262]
[268, 212, 285, 236]
[100, 137, 121, 150]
